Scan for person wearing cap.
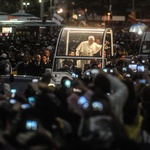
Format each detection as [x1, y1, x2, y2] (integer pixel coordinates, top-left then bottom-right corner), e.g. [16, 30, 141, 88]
[0, 53, 12, 75]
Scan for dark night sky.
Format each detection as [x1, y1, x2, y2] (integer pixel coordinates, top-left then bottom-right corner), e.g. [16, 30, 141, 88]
[0, 0, 149, 18]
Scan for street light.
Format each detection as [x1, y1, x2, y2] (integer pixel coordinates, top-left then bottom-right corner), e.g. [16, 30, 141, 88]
[107, 12, 111, 26]
[39, 0, 44, 19]
[23, 2, 30, 11]
[57, 8, 63, 14]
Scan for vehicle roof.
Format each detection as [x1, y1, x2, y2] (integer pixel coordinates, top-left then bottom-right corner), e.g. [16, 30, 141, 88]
[62, 26, 111, 32]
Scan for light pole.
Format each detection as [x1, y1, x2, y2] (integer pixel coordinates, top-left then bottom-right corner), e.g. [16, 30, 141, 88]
[107, 12, 111, 26]
[20, 0, 24, 11]
[132, 0, 136, 18]
[49, 0, 53, 19]
[23, 2, 30, 12]
[39, 0, 44, 19]
[50, 0, 52, 9]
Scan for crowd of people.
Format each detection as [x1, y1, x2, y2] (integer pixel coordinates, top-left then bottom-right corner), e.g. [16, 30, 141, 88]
[0, 23, 150, 149]
[0, 33, 57, 76]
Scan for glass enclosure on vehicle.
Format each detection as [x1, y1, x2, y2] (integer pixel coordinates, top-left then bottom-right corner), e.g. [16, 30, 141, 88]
[140, 41, 150, 54]
[52, 27, 114, 84]
[139, 32, 150, 55]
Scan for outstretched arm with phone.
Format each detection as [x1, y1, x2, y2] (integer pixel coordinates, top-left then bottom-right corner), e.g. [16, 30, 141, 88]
[67, 80, 94, 117]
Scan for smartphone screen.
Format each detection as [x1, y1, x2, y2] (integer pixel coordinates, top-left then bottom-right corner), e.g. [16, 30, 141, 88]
[72, 73, 78, 78]
[11, 89, 17, 98]
[137, 65, 144, 72]
[9, 99, 17, 104]
[126, 73, 131, 78]
[78, 96, 89, 109]
[92, 101, 103, 111]
[122, 67, 127, 72]
[110, 69, 114, 73]
[91, 69, 99, 74]
[138, 79, 146, 85]
[21, 104, 31, 109]
[128, 64, 137, 71]
[103, 68, 107, 73]
[32, 79, 39, 82]
[26, 120, 38, 131]
[86, 71, 91, 76]
[131, 60, 135, 63]
[11, 89, 17, 93]
[28, 97, 35, 105]
[64, 79, 71, 88]
[142, 60, 145, 64]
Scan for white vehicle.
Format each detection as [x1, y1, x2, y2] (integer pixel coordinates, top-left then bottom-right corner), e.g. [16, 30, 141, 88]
[139, 31, 150, 57]
[51, 26, 114, 85]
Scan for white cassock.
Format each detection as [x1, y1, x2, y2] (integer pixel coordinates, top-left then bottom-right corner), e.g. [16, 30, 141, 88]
[76, 41, 102, 69]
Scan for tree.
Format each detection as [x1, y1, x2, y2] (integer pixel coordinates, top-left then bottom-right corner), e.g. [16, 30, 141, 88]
[0, 0, 19, 13]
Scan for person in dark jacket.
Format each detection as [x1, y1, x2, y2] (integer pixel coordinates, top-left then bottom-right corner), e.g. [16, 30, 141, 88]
[17, 53, 37, 76]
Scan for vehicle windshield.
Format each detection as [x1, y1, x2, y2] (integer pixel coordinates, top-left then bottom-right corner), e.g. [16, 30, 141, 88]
[56, 27, 105, 56]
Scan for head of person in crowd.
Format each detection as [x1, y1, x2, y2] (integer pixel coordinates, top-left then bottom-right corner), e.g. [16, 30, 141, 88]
[64, 59, 74, 70]
[40, 72, 52, 85]
[116, 59, 128, 74]
[90, 58, 99, 69]
[69, 51, 75, 56]
[119, 54, 126, 61]
[103, 49, 107, 58]
[0, 53, 9, 61]
[93, 73, 111, 94]
[44, 48, 51, 61]
[41, 54, 48, 64]
[105, 56, 117, 68]
[22, 53, 30, 64]
[34, 54, 41, 64]
[95, 38, 101, 44]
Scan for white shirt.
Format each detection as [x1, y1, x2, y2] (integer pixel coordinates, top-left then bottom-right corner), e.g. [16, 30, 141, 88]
[76, 41, 102, 56]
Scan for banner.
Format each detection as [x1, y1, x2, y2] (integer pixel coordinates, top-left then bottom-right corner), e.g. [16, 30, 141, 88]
[52, 13, 64, 25]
